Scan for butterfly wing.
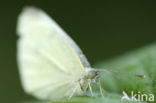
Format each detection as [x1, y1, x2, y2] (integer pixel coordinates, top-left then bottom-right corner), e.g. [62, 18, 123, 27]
[17, 7, 90, 100]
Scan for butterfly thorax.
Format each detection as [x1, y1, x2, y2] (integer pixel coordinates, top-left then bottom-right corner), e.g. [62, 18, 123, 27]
[78, 68, 99, 93]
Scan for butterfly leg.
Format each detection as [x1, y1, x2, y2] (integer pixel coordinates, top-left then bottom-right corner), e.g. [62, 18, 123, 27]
[97, 80, 104, 97]
[88, 82, 94, 96]
[68, 83, 79, 100]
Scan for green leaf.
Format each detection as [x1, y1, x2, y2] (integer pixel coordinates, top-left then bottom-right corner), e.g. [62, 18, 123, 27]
[23, 43, 156, 103]
[23, 94, 143, 103]
[95, 43, 156, 102]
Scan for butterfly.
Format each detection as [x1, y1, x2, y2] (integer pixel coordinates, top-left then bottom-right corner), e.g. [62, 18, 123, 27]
[17, 6, 103, 101]
[17, 6, 145, 101]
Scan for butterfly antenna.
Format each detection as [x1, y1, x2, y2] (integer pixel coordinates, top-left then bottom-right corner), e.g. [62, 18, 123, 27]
[91, 68, 146, 79]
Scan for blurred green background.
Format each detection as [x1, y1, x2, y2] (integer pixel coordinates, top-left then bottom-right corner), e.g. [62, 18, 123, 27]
[0, 0, 156, 103]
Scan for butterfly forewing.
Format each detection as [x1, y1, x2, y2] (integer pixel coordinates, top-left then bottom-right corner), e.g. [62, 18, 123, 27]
[17, 7, 90, 100]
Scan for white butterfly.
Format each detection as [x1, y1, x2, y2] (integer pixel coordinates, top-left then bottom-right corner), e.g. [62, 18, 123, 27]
[17, 6, 103, 101]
